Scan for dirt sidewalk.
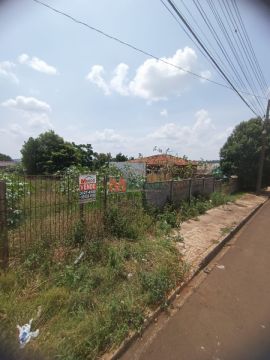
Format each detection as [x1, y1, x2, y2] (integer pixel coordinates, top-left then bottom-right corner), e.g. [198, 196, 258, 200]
[176, 193, 266, 271]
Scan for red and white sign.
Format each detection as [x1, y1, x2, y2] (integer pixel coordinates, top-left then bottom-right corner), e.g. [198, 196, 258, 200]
[79, 174, 97, 203]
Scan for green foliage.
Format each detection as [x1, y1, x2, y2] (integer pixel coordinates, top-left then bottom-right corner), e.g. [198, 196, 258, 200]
[0, 233, 184, 360]
[210, 191, 231, 207]
[0, 172, 29, 227]
[72, 143, 94, 168]
[220, 118, 270, 190]
[112, 152, 129, 162]
[23, 235, 52, 272]
[105, 206, 140, 239]
[70, 221, 87, 247]
[92, 152, 112, 170]
[21, 131, 80, 174]
[156, 205, 180, 234]
[140, 267, 173, 305]
[0, 152, 12, 161]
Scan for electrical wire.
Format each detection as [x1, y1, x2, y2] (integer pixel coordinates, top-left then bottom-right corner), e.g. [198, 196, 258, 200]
[207, 0, 265, 115]
[217, 0, 266, 111]
[164, 0, 261, 116]
[232, 0, 269, 94]
[160, 0, 246, 94]
[31, 0, 267, 103]
[191, 0, 265, 116]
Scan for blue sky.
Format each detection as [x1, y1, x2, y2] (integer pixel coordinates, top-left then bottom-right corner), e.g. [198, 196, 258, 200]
[0, 0, 269, 160]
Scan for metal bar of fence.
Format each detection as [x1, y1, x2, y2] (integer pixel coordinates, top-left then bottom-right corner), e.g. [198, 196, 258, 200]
[3, 174, 237, 265]
[0, 181, 8, 270]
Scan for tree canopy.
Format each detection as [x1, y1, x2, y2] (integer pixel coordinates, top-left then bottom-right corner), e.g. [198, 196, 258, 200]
[20, 131, 131, 174]
[220, 117, 270, 190]
[21, 131, 79, 174]
[112, 152, 129, 162]
[0, 153, 12, 161]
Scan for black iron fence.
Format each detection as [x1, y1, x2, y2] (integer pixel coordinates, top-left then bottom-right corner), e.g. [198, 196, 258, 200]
[0, 175, 237, 269]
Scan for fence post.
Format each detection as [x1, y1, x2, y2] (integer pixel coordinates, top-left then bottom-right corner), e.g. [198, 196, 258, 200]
[0, 181, 8, 271]
[103, 175, 108, 211]
[202, 177, 205, 196]
[169, 180, 173, 204]
[189, 178, 192, 204]
[212, 177, 215, 193]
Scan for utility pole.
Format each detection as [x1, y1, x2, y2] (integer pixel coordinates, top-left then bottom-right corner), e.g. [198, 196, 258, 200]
[256, 99, 270, 193]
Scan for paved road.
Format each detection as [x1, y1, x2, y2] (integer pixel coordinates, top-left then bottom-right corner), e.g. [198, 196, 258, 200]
[121, 200, 270, 360]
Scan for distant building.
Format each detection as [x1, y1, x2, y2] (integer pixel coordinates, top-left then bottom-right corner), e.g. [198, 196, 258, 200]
[110, 161, 146, 178]
[128, 154, 197, 181]
[0, 161, 16, 169]
[196, 161, 220, 176]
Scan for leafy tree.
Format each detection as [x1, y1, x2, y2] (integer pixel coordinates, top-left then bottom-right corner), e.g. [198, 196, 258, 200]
[220, 117, 270, 190]
[92, 152, 112, 169]
[21, 131, 80, 174]
[72, 143, 94, 167]
[112, 152, 129, 162]
[0, 153, 12, 161]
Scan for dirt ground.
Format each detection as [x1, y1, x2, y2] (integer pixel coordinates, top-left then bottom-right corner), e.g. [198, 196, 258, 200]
[175, 193, 266, 271]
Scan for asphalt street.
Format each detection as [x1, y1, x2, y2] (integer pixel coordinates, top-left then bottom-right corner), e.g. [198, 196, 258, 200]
[121, 200, 270, 360]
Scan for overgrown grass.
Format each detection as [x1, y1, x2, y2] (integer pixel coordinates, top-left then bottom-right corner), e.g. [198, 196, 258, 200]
[0, 190, 242, 359]
[0, 209, 185, 359]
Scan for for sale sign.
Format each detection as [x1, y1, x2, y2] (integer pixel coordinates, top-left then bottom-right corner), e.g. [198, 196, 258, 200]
[79, 174, 97, 203]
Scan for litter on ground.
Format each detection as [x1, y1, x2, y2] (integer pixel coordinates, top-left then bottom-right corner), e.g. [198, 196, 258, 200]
[17, 319, 39, 349]
[216, 264, 225, 270]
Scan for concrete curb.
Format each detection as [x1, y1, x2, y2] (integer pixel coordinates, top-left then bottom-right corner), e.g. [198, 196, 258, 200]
[107, 197, 268, 360]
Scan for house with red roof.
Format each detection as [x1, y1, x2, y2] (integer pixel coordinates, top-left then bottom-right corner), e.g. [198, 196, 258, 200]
[128, 154, 197, 181]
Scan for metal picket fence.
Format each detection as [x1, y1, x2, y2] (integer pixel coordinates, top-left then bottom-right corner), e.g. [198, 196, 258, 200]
[0, 175, 237, 269]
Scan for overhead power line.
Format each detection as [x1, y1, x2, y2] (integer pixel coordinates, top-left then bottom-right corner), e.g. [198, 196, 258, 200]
[163, 0, 264, 117]
[32, 0, 267, 103]
[207, 0, 266, 115]
[232, 0, 269, 95]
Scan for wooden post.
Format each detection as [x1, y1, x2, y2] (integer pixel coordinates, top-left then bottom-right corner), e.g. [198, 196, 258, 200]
[212, 177, 215, 193]
[0, 181, 8, 270]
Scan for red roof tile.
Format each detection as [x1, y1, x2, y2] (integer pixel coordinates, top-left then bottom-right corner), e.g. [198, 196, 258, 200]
[128, 154, 195, 167]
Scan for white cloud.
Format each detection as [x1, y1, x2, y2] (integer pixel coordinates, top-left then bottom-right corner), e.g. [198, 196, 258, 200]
[160, 109, 168, 117]
[129, 47, 198, 101]
[86, 65, 111, 95]
[200, 70, 211, 83]
[2, 96, 51, 113]
[0, 61, 19, 84]
[18, 53, 58, 75]
[0, 123, 27, 138]
[26, 113, 53, 130]
[1, 96, 53, 156]
[110, 63, 130, 96]
[86, 47, 210, 101]
[91, 128, 126, 143]
[150, 109, 214, 141]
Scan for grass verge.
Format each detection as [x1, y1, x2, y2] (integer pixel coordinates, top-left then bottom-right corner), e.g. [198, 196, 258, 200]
[0, 191, 242, 359]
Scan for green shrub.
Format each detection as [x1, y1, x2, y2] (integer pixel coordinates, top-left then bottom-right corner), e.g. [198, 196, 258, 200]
[23, 235, 52, 272]
[85, 239, 104, 263]
[70, 221, 87, 247]
[140, 268, 172, 305]
[210, 191, 230, 206]
[105, 206, 139, 239]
